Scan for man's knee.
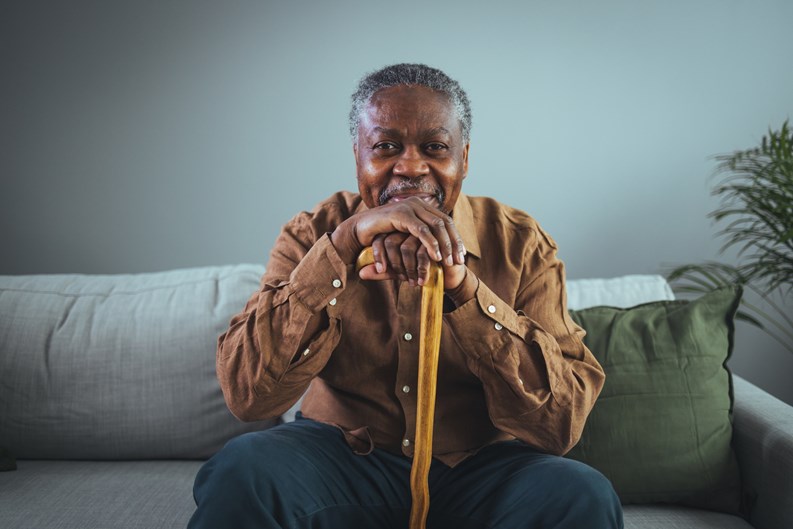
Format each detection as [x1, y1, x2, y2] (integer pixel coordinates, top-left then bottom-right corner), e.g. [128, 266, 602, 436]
[195, 433, 266, 494]
[191, 428, 324, 527]
[196, 429, 306, 496]
[550, 460, 623, 528]
[189, 431, 286, 529]
[498, 456, 622, 529]
[572, 463, 619, 502]
[220, 431, 266, 462]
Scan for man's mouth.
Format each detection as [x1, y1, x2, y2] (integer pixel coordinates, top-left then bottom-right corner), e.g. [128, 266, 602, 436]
[379, 185, 444, 210]
[387, 193, 439, 208]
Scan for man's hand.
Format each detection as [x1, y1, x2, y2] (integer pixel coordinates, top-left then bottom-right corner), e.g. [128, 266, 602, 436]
[359, 232, 468, 289]
[330, 197, 467, 288]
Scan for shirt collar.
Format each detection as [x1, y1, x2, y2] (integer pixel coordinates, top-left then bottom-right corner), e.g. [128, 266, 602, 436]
[452, 193, 481, 259]
[352, 191, 481, 259]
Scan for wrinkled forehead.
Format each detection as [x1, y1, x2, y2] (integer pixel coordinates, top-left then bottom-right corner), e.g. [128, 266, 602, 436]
[360, 85, 462, 138]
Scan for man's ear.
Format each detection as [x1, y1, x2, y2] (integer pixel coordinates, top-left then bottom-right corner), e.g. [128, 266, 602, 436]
[353, 142, 359, 167]
[462, 143, 470, 179]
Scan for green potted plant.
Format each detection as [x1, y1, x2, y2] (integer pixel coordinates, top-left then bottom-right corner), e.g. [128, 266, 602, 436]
[668, 120, 793, 354]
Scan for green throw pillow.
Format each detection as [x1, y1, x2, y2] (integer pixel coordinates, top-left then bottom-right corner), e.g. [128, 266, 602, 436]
[567, 286, 742, 513]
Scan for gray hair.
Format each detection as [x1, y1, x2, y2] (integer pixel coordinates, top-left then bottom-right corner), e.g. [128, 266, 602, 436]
[349, 63, 472, 143]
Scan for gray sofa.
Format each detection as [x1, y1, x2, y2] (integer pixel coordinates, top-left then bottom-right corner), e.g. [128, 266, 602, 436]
[0, 265, 791, 529]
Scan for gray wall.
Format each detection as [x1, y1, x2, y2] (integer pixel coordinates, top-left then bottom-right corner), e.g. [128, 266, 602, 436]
[3, 1, 792, 404]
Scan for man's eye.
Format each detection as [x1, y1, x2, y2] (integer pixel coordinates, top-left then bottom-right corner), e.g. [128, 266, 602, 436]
[425, 143, 448, 151]
[374, 142, 398, 150]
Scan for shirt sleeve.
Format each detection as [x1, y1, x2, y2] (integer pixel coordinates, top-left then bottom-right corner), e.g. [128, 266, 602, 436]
[443, 228, 605, 456]
[216, 212, 354, 421]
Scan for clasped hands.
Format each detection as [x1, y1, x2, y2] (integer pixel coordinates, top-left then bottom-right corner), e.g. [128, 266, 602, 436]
[330, 197, 469, 292]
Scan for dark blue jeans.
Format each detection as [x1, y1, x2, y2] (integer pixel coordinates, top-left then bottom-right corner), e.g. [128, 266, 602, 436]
[188, 417, 623, 529]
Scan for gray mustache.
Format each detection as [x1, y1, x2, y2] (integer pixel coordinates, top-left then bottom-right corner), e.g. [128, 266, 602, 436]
[378, 183, 445, 207]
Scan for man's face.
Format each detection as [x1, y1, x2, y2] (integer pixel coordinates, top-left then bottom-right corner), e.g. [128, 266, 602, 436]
[354, 85, 469, 215]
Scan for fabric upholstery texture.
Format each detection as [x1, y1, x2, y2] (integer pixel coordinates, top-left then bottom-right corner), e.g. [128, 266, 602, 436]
[567, 287, 743, 513]
[0, 264, 273, 460]
[0, 460, 200, 529]
[623, 505, 753, 529]
[732, 376, 793, 528]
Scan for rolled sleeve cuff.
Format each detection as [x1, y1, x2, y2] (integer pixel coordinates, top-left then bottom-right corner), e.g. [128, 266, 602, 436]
[288, 234, 351, 312]
[444, 279, 571, 407]
[444, 279, 520, 359]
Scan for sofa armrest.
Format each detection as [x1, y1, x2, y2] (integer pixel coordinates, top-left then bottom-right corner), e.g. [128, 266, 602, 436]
[732, 375, 793, 529]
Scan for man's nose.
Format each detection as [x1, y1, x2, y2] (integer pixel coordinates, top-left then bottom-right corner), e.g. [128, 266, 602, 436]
[393, 146, 429, 178]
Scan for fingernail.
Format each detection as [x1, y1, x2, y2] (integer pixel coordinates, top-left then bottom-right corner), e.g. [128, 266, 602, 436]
[376, 262, 384, 273]
[458, 251, 465, 263]
[446, 255, 453, 266]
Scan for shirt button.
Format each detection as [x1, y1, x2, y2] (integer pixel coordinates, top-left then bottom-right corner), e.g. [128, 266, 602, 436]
[332, 279, 342, 288]
[494, 322, 503, 331]
[402, 439, 411, 447]
[302, 348, 310, 356]
[402, 385, 410, 393]
[329, 298, 337, 306]
[403, 332, 413, 341]
[487, 304, 496, 314]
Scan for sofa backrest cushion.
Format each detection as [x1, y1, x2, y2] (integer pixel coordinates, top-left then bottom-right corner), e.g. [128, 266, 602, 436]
[0, 264, 275, 460]
[566, 274, 675, 310]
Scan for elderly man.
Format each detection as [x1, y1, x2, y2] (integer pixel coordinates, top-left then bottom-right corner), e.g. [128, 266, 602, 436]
[188, 63, 623, 529]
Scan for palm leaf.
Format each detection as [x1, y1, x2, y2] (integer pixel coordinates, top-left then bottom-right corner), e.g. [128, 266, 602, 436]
[667, 120, 793, 355]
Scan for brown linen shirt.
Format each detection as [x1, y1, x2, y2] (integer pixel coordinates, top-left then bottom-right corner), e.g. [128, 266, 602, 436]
[217, 191, 605, 466]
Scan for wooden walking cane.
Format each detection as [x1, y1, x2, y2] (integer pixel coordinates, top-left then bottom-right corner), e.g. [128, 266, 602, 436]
[356, 247, 443, 529]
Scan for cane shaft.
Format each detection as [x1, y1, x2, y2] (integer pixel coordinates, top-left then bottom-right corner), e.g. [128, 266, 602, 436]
[409, 261, 442, 529]
[355, 247, 443, 529]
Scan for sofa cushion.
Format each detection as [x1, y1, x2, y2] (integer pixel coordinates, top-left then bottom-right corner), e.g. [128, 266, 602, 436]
[622, 505, 753, 529]
[567, 286, 742, 513]
[566, 274, 675, 310]
[0, 264, 275, 460]
[0, 460, 200, 529]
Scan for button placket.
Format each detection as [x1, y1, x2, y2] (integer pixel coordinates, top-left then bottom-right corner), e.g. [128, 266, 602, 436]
[395, 281, 420, 451]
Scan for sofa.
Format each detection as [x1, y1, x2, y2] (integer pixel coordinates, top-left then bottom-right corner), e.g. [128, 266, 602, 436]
[0, 264, 791, 529]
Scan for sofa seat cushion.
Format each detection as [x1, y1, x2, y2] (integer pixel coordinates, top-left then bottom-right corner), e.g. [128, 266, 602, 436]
[0, 462, 755, 529]
[0, 460, 200, 529]
[623, 505, 753, 528]
[0, 265, 273, 460]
